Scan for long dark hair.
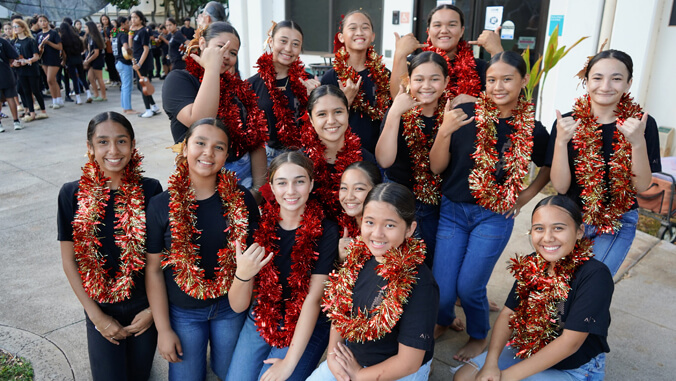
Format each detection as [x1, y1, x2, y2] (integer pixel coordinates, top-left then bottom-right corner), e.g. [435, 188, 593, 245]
[364, 183, 416, 228]
[427, 4, 465, 27]
[532, 195, 583, 227]
[487, 51, 527, 78]
[87, 112, 135, 143]
[307, 84, 348, 115]
[269, 151, 314, 182]
[85, 21, 104, 50]
[585, 49, 633, 81]
[343, 161, 382, 187]
[203, 21, 240, 46]
[408, 51, 448, 77]
[59, 22, 83, 56]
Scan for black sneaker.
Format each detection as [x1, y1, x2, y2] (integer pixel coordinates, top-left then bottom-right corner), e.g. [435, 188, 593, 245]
[65, 96, 74, 102]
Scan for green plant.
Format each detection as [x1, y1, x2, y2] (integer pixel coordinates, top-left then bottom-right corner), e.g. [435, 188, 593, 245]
[0, 349, 34, 380]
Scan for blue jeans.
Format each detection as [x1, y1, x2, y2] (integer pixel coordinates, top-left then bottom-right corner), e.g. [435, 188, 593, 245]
[307, 358, 433, 381]
[224, 152, 252, 189]
[227, 310, 330, 381]
[433, 197, 514, 339]
[414, 201, 440, 269]
[116, 61, 133, 110]
[585, 209, 638, 276]
[85, 297, 157, 381]
[168, 300, 246, 381]
[469, 345, 606, 380]
[266, 146, 286, 166]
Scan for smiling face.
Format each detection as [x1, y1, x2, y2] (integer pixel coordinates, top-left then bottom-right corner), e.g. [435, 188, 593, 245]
[427, 8, 464, 54]
[361, 201, 416, 261]
[309, 94, 349, 145]
[339, 12, 375, 52]
[270, 162, 313, 214]
[409, 61, 448, 108]
[530, 205, 584, 270]
[586, 58, 632, 109]
[86, 120, 135, 176]
[339, 168, 374, 218]
[486, 61, 526, 115]
[271, 27, 302, 67]
[199, 32, 240, 74]
[182, 124, 229, 181]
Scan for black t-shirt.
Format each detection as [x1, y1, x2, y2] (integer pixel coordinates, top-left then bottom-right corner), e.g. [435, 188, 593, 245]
[321, 67, 390, 154]
[271, 219, 339, 301]
[345, 257, 439, 367]
[12, 37, 40, 76]
[112, 32, 131, 65]
[88, 38, 105, 67]
[57, 177, 163, 303]
[162, 69, 200, 143]
[248, 72, 302, 150]
[544, 112, 662, 211]
[441, 102, 550, 204]
[132, 27, 152, 70]
[36, 29, 61, 65]
[0, 38, 19, 88]
[168, 31, 186, 66]
[505, 257, 613, 370]
[380, 108, 437, 193]
[146, 185, 260, 309]
[180, 26, 195, 40]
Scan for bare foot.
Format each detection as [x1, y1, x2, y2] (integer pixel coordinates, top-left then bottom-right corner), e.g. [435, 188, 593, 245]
[434, 324, 448, 339]
[453, 337, 487, 362]
[489, 299, 500, 312]
[124, 109, 139, 115]
[450, 317, 465, 332]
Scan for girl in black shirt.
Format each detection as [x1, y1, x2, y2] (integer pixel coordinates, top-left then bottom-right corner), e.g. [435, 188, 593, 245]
[11, 19, 48, 122]
[130, 11, 160, 118]
[58, 112, 162, 381]
[36, 15, 63, 107]
[84, 21, 107, 101]
[164, 18, 186, 71]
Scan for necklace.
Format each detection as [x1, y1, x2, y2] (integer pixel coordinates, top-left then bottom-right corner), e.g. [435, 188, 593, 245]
[253, 199, 324, 348]
[323, 237, 426, 343]
[163, 161, 249, 300]
[423, 39, 481, 99]
[72, 150, 146, 303]
[469, 93, 535, 213]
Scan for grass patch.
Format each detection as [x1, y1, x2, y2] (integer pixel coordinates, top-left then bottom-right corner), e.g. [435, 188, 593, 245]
[0, 349, 34, 380]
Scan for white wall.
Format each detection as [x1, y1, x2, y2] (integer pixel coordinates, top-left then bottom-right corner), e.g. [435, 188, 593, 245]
[381, 0, 415, 69]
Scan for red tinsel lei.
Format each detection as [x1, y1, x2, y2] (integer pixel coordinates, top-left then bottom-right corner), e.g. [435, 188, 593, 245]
[163, 161, 249, 300]
[572, 93, 640, 233]
[508, 238, 594, 358]
[72, 150, 146, 304]
[300, 113, 363, 221]
[423, 39, 481, 99]
[185, 54, 267, 157]
[337, 214, 360, 238]
[469, 93, 535, 214]
[333, 46, 392, 121]
[323, 237, 426, 343]
[401, 102, 444, 205]
[255, 52, 308, 148]
[253, 199, 324, 348]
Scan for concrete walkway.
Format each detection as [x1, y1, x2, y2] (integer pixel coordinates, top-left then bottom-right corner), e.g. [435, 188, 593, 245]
[0, 82, 674, 380]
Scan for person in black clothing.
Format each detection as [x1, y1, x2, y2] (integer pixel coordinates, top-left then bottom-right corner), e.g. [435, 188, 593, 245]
[59, 22, 91, 105]
[37, 15, 63, 108]
[100, 14, 121, 85]
[164, 18, 186, 71]
[58, 112, 162, 381]
[158, 25, 170, 77]
[310, 183, 439, 381]
[454, 195, 613, 380]
[11, 18, 48, 123]
[0, 34, 22, 131]
[112, 16, 136, 114]
[130, 10, 160, 118]
[84, 21, 107, 101]
[148, 23, 162, 79]
[180, 18, 194, 40]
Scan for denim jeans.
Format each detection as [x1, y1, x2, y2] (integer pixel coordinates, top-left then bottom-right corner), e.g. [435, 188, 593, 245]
[307, 358, 433, 381]
[116, 61, 133, 110]
[469, 345, 606, 380]
[433, 197, 514, 339]
[584, 209, 638, 276]
[85, 297, 157, 381]
[414, 201, 440, 269]
[168, 300, 246, 381]
[227, 310, 330, 381]
[224, 152, 252, 189]
[266, 146, 286, 166]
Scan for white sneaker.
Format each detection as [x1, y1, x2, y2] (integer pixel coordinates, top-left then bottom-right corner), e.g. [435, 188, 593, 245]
[0, 124, 5, 133]
[139, 110, 154, 118]
[14, 121, 24, 130]
[52, 103, 63, 109]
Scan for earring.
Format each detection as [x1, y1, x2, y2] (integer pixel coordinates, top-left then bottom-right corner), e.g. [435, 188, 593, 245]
[87, 151, 95, 162]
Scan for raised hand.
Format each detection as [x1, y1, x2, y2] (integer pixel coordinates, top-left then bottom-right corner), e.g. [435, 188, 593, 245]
[339, 76, 362, 106]
[390, 83, 422, 117]
[555, 109, 580, 144]
[338, 227, 353, 262]
[617, 111, 648, 147]
[234, 241, 273, 281]
[439, 99, 474, 138]
[394, 32, 427, 57]
[469, 27, 504, 56]
[302, 76, 321, 96]
[190, 40, 231, 72]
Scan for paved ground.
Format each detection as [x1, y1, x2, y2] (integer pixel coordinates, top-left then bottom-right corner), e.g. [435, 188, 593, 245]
[1, 81, 674, 380]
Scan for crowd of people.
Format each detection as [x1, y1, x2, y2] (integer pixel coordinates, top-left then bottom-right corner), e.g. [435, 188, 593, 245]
[52, 3, 662, 381]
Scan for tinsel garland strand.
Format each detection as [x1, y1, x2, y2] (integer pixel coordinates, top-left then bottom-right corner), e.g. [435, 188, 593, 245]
[162, 162, 249, 300]
[72, 150, 146, 303]
[185, 55, 268, 157]
[468, 94, 535, 214]
[253, 199, 324, 348]
[572, 93, 640, 233]
[507, 239, 594, 358]
[255, 52, 308, 148]
[323, 237, 426, 343]
[423, 39, 482, 99]
[333, 46, 392, 121]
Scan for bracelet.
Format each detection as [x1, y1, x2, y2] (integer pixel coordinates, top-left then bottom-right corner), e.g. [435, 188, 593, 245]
[234, 273, 251, 282]
[96, 318, 113, 332]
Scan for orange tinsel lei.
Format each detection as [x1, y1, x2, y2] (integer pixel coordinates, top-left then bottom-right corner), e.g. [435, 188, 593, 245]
[72, 150, 146, 303]
[162, 161, 249, 300]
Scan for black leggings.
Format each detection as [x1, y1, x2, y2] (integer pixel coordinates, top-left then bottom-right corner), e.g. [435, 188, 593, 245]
[105, 52, 120, 82]
[18, 75, 45, 113]
[67, 63, 89, 95]
[135, 66, 155, 109]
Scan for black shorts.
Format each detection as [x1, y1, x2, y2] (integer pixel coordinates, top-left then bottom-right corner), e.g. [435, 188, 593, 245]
[92, 61, 105, 70]
[0, 85, 18, 100]
[41, 57, 61, 67]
